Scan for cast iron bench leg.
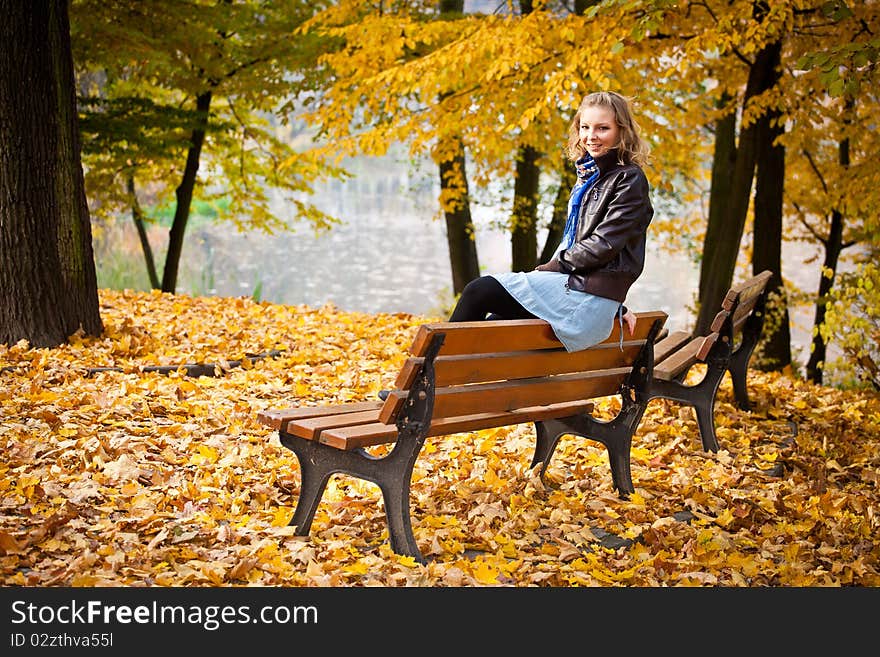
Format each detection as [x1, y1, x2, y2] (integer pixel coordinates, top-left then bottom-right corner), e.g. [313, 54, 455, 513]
[728, 349, 751, 411]
[729, 287, 768, 410]
[532, 417, 565, 477]
[378, 469, 422, 562]
[529, 320, 661, 496]
[532, 398, 646, 497]
[354, 437, 427, 562]
[280, 436, 335, 536]
[648, 357, 727, 453]
[278, 433, 428, 562]
[727, 309, 764, 410]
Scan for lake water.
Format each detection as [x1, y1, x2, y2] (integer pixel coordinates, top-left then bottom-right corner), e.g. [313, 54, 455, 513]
[97, 152, 822, 368]
[186, 159, 698, 324]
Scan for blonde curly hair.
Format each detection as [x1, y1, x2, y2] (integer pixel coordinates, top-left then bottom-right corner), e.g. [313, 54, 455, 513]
[565, 91, 650, 167]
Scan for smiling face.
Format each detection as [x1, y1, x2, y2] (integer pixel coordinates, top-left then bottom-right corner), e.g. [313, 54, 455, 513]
[578, 105, 620, 158]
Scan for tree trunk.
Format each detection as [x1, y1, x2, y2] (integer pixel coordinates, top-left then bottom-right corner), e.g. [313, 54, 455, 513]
[697, 95, 736, 310]
[0, 0, 102, 347]
[437, 0, 479, 296]
[806, 207, 844, 383]
[752, 75, 791, 371]
[127, 175, 160, 289]
[540, 155, 576, 263]
[506, 0, 542, 273]
[511, 144, 540, 272]
[161, 91, 211, 293]
[695, 19, 780, 335]
[806, 124, 851, 383]
[438, 137, 480, 295]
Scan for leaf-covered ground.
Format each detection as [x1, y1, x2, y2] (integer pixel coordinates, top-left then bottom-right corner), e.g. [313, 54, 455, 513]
[1, 289, 878, 587]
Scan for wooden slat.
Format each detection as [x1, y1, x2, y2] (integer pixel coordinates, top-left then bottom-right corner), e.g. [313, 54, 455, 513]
[722, 270, 773, 311]
[654, 330, 691, 363]
[710, 292, 761, 338]
[734, 269, 773, 296]
[319, 421, 397, 449]
[730, 293, 761, 327]
[654, 337, 703, 381]
[257, 401, 383, 430]
[409, 319, 559, 357]
[408, 310, 667, 356]
[709, 309, 730, 333]
[319, 399, 597, 450]
[285, 409, 382, 440]
[393, 340, 646, 390]
[379, 367, 629, 424]
[731, 309, 752, 335]
[696, 333, 720, 361]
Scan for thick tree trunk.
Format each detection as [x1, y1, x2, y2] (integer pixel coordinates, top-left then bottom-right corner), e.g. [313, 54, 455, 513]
[511, 144, 540, 272]
[806, 128, 851, 383]
[438, 137, 480, 295]
[752, 88, 791, 370]
[0, 0, 102, 347]
[161, 91, 211, 293]
[697, 96, 736, 309]
[696, 30, 781, 335]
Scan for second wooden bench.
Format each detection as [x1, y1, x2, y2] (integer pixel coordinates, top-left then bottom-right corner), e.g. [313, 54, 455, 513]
[649, 270, 773, 452]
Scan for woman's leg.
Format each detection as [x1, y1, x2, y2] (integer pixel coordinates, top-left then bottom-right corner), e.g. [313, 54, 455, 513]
[379, 276, 535, 399]
[448, 276, 537, 322]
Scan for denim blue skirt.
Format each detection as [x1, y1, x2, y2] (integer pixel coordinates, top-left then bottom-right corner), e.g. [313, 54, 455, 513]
[492, 270, 620, 352]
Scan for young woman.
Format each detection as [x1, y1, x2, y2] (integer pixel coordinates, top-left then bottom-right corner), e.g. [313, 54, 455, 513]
[448, 90, 653, 351]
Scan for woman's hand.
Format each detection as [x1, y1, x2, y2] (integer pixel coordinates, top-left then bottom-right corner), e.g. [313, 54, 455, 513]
[534, 259, 562, 272]
[623, 309, 636, 335]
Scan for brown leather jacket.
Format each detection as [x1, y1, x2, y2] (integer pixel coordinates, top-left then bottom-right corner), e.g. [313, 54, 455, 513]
[544, 149, 653, 303]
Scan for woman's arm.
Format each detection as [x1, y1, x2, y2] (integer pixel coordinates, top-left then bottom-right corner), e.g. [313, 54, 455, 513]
[557, 169, 650, 274]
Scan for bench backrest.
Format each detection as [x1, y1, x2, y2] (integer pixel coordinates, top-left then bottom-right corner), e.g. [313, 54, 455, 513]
[379, 310, 668, 424]
[653, 270, 772, 380]
[697, 269, 772, 358]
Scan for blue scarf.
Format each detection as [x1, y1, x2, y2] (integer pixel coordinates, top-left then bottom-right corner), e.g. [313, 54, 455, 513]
[561, 153, 600, 250]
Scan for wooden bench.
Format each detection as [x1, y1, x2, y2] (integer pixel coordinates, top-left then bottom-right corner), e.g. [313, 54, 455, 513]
[258, 311, 667, 564]
[648, 270, 773, 452]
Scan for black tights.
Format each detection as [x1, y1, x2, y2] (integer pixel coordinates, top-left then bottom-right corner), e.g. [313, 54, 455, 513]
[448, 276, 538, 322]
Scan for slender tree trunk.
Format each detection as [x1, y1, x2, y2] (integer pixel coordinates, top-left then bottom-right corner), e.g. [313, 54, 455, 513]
[695, 8, 780, 335]
[437, 0, 479, 295]
[0, 0, 102, 347]
[511, 145, 540, 272]
[806, 120, 851, 383]
[806, 208, 844, 382]
[161, 90, 211, 293]
[540, 155, 576, 263]
[438, 137, 480, 294]
[127, 175, 160, 289]
[507, 0, 542, 273]
[752, 69, 791, 370]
